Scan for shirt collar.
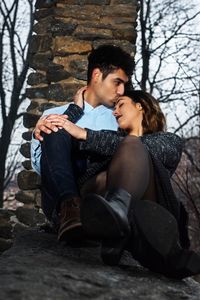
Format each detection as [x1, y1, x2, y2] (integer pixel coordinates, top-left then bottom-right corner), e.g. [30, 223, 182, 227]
[84, 101, 114, 114]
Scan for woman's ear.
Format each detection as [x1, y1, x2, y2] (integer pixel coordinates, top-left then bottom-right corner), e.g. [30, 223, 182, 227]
[136, 103, 143, 111]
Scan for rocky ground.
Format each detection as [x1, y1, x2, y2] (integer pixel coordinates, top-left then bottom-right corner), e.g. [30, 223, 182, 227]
[1, 227, 200, 300]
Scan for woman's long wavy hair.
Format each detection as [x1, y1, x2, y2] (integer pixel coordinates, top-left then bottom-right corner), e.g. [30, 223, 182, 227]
[124, 90, 166, 134]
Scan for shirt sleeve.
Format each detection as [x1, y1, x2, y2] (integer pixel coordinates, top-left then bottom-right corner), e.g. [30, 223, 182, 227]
[31, 138, 41, 174]
[141, 132, 183, 175]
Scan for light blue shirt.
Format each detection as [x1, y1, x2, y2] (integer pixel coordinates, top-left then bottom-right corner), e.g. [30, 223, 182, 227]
[31, 101, 118, 174]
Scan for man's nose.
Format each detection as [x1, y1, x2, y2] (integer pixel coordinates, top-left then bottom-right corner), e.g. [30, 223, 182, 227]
[117, 84, 124, 96]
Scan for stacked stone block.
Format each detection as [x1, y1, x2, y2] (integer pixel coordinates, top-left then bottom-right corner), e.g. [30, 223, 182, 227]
[16, 0, 138, 225]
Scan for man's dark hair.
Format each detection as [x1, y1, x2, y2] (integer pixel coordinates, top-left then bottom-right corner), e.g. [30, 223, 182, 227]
[87, 44, 134, 83]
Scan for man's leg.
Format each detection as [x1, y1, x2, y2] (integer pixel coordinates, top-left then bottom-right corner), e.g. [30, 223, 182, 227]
[40, 129, 84, 241]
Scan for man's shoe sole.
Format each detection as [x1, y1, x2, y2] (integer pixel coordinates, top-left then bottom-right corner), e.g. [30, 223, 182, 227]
[58, 222, 84, 242]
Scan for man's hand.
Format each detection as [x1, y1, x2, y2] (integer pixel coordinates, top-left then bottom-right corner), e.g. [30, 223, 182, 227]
[33, 114, 68, 141]
[73, 86, 87, 108]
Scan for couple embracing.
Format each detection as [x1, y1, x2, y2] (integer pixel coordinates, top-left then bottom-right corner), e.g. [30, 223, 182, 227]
[31, 45, 200, 279]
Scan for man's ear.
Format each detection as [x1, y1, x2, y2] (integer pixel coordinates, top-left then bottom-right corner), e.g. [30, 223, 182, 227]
[92, 68, 102, 82]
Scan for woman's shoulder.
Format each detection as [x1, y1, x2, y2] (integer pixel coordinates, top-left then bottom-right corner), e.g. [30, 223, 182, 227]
[141, 131, 183, 147]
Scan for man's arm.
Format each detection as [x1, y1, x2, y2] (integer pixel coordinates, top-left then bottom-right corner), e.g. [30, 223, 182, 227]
[33, 115, 60, 141]
[31, 104, 69, 174]
[33, 104, 84, 141]
[33, 86, 86, 141]
[31, 102, 84, 174]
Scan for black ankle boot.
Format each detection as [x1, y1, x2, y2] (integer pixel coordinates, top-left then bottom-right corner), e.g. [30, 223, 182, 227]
[132, 200, 181, 258]
[101, 236, 130, 266]
[128, 200, 200, 279]
[81, 188, 132, 239]
[166, 249, 200, 279]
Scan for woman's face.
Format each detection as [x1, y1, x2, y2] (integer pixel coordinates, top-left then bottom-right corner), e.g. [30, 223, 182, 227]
[113, 96, 143, 132]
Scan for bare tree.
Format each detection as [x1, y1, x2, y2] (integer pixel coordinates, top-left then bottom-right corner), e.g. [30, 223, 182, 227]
[172, 137, 200, 249]
[134, 0, 200, 248]
[134, 0, 200, 135]
[0, 0, 34, 207]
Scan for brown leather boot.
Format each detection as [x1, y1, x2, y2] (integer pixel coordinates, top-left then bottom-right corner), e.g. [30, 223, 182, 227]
[57, 196, 84, 243]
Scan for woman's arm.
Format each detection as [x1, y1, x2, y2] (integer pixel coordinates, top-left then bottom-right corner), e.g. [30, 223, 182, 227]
[55, 119, 123, 156]
[82, 130, 183, 174]
[81, 130, 183, 171]
[79, 128, 123, 156]
[59, 118, 183, 174]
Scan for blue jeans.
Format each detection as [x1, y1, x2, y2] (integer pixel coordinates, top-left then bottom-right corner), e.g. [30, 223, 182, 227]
[40, 129, 87, 222]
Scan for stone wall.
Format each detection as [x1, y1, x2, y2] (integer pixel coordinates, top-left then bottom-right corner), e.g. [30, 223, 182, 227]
[16, 0, 139, 226]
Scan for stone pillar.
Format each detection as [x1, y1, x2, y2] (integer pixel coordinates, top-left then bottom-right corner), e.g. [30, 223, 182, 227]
[17, 0, 139, 225]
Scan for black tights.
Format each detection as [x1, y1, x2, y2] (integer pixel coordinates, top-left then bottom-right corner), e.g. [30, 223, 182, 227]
[81, 136, 156, 202]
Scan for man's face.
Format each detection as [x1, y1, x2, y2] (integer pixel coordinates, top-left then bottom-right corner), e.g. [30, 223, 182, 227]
[94, 68, 129, 107]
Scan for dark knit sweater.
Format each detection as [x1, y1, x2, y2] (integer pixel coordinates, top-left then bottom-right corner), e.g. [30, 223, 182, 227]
[65, 103, 190, 249]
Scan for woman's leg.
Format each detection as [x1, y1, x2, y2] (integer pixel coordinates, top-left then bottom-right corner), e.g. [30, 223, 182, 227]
[99, 136, 158, 265]
[106, 135, 156, 202]
[81, 136, 156, 240]
[81, 135, 155, 202]
[80, 171, 107, 198]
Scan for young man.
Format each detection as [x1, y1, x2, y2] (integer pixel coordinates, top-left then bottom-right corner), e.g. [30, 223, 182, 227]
[31, 45, 134, 241]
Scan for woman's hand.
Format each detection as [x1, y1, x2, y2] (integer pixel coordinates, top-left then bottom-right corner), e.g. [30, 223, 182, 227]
[62, 120, 87, 140]
[33, 114, 67, 141]
[73, 86, 87, 108]
[48, 116, 87, 140]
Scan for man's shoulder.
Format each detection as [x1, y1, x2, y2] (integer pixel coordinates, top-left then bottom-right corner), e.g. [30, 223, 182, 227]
[43, 103, 71, 116]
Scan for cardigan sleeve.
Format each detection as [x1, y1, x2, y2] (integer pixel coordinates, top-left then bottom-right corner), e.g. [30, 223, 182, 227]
[141, 132, 183, 175]
[79, 129, 123, 156]
[63, 103, 84, 123]
[80, 130, 183, 175]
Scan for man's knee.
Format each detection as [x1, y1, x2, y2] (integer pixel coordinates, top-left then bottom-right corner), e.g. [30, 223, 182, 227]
[42, 129, 71, 144]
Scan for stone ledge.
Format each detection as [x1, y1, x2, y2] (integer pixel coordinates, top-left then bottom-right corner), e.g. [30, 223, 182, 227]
[0, 228, 200, 299]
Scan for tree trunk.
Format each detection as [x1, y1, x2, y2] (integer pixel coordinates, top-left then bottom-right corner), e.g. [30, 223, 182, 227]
[0, 119, 13, 207]
[140, 0, 150, 92]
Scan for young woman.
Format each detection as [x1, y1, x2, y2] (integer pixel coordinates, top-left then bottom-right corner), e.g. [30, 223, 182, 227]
[47, 90, 200, 279]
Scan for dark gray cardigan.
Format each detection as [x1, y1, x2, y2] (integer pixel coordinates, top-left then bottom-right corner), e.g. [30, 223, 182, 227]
[66, 103, 190, 249]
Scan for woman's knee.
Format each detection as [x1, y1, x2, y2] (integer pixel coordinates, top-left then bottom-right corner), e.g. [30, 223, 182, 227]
[120, 135, 147, 153]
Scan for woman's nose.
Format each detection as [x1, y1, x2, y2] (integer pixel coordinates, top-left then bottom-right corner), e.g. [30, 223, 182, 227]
[113, 108, 119, 116]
